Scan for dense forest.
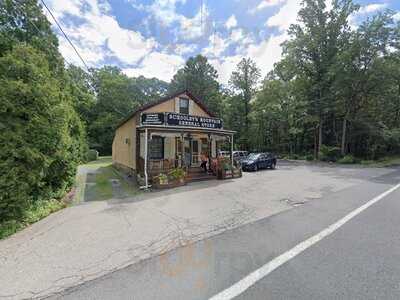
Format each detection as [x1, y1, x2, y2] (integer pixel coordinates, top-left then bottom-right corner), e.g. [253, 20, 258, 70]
[1, 0, 400, 232]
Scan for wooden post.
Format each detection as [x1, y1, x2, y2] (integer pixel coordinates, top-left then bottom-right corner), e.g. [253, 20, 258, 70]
[231, 134, 234, 168]
[144, 128, 149, 189]
[180, 133, 184, 168]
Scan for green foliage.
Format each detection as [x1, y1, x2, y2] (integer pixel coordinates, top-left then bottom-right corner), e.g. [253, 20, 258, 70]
[338, 155, 356, 164]
[0, 0, 87, 231]
[87, 149, 99, 161]
[305, 154, 314, 161]
[319, 145, 342, 162]
[88, 66, 169, 154]
[0, 44, 86, 223]
[169, 54, 223, 116]
[65, 65, 96, 125]
[158, 173, 168, 185]
[227, 58, 261, 150]
[0, 199, 66, 240]
[169, 168, 186, 180]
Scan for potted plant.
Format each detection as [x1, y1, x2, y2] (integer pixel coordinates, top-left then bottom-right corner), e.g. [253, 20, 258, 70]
[158, 173, 168, 185]
[169, 168, 186, 184]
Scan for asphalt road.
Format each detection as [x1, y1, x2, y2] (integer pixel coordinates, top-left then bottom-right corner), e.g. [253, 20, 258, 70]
[51, 166, 400, 300]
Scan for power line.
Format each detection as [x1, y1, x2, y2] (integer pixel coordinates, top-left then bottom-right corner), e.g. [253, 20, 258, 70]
[39, 0, 90, 71]
[12, 0, 74, 67]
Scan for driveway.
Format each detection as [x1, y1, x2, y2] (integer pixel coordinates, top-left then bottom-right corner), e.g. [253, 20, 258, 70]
[0, 161, 394, 299]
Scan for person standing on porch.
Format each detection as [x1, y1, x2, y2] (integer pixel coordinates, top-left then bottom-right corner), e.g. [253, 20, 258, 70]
[200, 152, 208, 172]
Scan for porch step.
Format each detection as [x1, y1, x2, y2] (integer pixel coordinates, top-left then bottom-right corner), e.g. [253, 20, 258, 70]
[187, 167, 206, 174]
[186, 169, 215, 182]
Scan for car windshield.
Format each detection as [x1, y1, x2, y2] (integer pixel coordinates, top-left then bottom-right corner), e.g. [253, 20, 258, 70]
[247, 153, 261, 160]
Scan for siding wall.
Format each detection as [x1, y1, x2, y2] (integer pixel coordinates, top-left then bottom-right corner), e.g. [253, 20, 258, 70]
[112, 115, 137, 171]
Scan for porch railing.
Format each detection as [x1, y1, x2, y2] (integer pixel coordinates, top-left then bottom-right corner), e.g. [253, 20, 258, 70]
[138, 157, 181, 177]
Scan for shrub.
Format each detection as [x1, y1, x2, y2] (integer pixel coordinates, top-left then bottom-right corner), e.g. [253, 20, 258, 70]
[169, 168, 186, 180]
[305, 154, 314, 161]
[338, 155, 356, 164]
[0, 45, 86, 224]
[319, 145, 342, 162]
[87, 149, 99, 161]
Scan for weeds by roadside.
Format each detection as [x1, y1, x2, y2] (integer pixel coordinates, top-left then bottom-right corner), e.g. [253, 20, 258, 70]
[0, 198, 67, 240]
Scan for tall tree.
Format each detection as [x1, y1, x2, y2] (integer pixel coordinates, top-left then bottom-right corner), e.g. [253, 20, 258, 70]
[169, 55, 222, 116]
[333, 12, 396, 156]
[229, 58, 260, 150]
[66, 65, 96, 125]
[0, 0, 64, 74]
[283, 0, 358, 158]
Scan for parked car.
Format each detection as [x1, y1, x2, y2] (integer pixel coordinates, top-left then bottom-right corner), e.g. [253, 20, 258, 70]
[233, 151, 249, 162]
[241, 152, 277, 171]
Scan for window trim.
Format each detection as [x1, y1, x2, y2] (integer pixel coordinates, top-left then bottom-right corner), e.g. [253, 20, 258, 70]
[179, 97, 189, 114]
[149, 136, 164, 160]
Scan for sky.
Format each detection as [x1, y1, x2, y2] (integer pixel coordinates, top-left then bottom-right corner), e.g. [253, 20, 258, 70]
[43, 0, 400, 84]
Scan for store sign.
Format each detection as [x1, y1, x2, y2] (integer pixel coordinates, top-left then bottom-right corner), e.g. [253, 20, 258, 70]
[141, 113, 164, 125]
[140, 112, 223, 129]
[166, 113, 223, 129]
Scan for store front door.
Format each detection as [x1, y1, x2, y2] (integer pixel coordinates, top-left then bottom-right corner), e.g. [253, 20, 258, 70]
[191, 139, 200, 166]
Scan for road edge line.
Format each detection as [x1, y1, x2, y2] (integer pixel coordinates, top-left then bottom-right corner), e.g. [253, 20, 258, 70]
[209, 183, 400, 300]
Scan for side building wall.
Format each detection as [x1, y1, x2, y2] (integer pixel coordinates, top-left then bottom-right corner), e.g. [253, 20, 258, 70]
[112, 116, 138, 175]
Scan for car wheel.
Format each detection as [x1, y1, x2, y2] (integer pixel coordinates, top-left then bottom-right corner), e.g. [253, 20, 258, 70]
[253, 164, 258, 172]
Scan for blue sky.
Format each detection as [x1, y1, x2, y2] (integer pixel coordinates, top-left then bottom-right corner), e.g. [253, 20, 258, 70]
[44, 0, 400, 83]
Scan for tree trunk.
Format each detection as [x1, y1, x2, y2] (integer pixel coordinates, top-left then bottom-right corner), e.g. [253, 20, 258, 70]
[318, 116, 323, 153]
[314, 126, 319, 159]
[396, 82, 400, 125]
[341, 118, 347, 156]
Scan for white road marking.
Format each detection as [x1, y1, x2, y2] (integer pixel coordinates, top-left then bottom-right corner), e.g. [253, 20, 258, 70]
[209, 183, 400, 300]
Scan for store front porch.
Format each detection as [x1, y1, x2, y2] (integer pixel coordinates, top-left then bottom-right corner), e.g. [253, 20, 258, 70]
[136, 126, 235, 187]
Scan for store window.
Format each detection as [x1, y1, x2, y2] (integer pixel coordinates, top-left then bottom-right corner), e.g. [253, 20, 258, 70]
[149, 136, 164, 159]
[179, 98, 189, 114]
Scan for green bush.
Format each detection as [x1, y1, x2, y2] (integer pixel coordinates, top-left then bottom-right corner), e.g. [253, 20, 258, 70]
[319, 145, 342, 162]
[305, 154, 314, 161]
[0, 45, 86, 224]
[0, 199, 65, 239]
[338, 155, 356, 164]
[87, 149, 99, 161]
[169, 168, 186, 180]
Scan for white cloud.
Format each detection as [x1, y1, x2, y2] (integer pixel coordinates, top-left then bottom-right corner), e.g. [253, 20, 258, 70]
[146, 0, 186, 26]
[349, 3, 388, 29]
[143, 0, 208, 40]
[178, 3, 209, 40]
[265, 0, 302, 31]
[203, 34, 230, 57]
[173, 44, 197, 55]
[45, 0, 158, 67]
[208, 32, 285, 85]
[209, 55, 242, 84]
[357, 3, 387, 15]
[394, 12, 400, 22]
[250, 0, 285, 14]
[123, 52, 185, 81]
[225, 15, 238, 29]
[246, 33, 287, 77]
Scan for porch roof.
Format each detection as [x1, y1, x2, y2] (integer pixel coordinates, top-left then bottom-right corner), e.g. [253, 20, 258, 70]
[136, 124, 236, 135]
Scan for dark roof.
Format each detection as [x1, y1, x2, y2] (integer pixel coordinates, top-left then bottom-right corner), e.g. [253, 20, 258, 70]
[115, 90, 216, 129]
